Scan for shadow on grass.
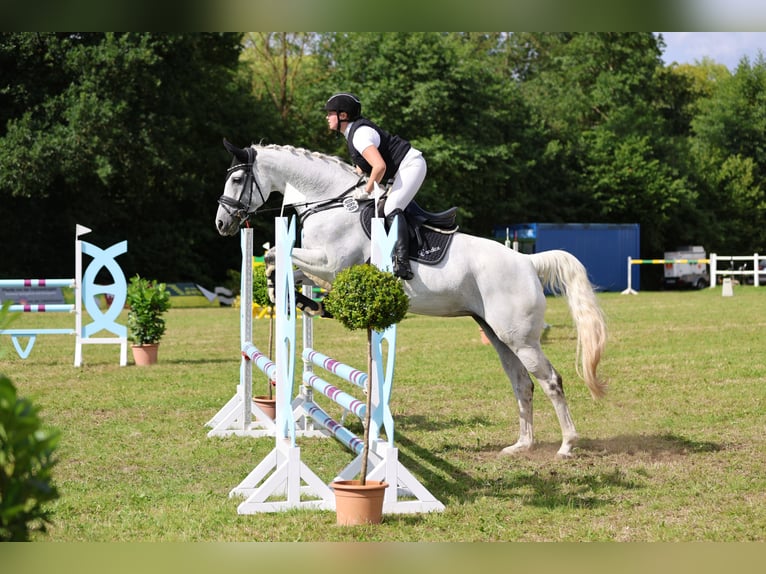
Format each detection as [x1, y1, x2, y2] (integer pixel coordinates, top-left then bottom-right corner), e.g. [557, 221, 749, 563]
[395, 413, 494, 432]
[578, 432, 722, 457]
[385, 429, 723, 524]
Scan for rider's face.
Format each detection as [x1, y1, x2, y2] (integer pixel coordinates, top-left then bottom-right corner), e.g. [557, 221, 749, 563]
[326, 111, 337, 130]
[326, 111, 346, 131]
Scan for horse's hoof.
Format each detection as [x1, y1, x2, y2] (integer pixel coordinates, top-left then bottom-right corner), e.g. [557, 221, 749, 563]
[500, 442, 532, 456]
[555, 443, 578, 459]
[555, 435, 578, 459]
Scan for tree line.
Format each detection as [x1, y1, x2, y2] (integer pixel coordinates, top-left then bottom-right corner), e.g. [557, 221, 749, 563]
[1, 32, 764, 288]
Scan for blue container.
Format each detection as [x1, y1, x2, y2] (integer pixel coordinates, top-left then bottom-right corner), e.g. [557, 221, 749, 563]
[493, 223, 640, 292]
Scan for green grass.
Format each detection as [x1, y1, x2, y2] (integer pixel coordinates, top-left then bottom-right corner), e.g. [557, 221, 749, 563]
[2, 285, 765, 541]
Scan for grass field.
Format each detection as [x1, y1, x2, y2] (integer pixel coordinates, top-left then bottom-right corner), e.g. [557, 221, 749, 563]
[2, 284, 765, 542]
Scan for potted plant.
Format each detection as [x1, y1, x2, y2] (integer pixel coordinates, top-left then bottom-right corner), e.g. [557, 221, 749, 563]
[322, 264, 409, 525]
[251, 263, 276, 420]
[126, 274, 171, 365]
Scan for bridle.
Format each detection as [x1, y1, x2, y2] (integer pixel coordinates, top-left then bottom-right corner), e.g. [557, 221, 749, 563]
[219, 144, 368, 227]
[217, 147, 266, 224]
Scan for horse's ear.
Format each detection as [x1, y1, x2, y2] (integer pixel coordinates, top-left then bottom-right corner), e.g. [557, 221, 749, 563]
[223, 138, 249, 163]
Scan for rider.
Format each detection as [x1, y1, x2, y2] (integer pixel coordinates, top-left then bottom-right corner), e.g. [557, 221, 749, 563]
[324, 92, 426, 280]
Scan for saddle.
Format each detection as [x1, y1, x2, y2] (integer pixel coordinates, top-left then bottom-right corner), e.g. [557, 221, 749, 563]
[360, 199, 459, 265]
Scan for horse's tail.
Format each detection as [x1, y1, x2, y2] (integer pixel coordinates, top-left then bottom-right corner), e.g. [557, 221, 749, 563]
[529, 250, 608, 399]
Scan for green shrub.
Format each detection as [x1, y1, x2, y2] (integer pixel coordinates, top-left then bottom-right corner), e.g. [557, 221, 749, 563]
[0, 374, 60, 541]
[126, 275, 171, 345]
[252, 264, 272, 309]
[323, 264, 409, 332]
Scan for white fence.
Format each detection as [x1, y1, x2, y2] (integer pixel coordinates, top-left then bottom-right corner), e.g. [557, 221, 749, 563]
[709, 253, 763, 287]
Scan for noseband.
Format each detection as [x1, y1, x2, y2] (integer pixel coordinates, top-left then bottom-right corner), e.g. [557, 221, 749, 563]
[218, 147, 266, 224]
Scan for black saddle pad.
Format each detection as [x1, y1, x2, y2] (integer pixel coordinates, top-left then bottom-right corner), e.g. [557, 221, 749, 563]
[359, 201, 455, 266]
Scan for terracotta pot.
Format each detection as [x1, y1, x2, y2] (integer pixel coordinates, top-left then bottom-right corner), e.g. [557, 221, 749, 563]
[131, 343, 159, 366]
[330, 480, 388, 525]
[252, 395, 276, 421]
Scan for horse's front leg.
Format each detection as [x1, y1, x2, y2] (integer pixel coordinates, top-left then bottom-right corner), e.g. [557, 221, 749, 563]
[265, 245, 335, 291]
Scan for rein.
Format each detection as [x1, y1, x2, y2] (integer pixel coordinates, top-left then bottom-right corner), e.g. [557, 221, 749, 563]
[294, 176, 366, 225]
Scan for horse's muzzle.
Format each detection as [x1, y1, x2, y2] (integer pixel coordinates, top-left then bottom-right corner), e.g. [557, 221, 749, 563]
[216, 196, 249, 236]
[216, 218, 239, 236]
[215, 211, 243, 236]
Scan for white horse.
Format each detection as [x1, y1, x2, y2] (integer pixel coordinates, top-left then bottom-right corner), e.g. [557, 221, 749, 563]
[215, 140, 607, 458]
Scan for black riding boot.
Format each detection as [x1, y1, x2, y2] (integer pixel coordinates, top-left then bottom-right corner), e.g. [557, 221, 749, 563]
[386, 209, 414, 280]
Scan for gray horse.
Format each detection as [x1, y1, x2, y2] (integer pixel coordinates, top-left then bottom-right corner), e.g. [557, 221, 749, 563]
[216, 140, 607, 458]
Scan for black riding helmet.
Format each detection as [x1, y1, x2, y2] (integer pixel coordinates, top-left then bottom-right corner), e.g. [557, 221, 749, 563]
[324, 92, 362, 121]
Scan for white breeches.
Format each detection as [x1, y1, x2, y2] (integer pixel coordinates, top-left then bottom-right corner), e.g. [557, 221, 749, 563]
[384, 148, 427, 216]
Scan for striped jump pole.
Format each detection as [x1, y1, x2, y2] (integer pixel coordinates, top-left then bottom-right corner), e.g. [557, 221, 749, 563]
[242, 342, 277, 382]
[7, 304, 74, 313]
[304, 348, 368, 390]
[299, 348, 368, 455]
[0, 279, 76, 288]
[302, 401, 365, 456]
[303, 349, 367, 419]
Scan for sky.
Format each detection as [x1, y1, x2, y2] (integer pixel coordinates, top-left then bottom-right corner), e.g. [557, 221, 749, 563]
[659, 32, 766, 69]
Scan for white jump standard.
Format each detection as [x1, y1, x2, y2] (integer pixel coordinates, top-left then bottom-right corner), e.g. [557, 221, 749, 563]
[0, 224, 128, 366]
[220, 216, 444, 515]
[205, 226, 282, 437]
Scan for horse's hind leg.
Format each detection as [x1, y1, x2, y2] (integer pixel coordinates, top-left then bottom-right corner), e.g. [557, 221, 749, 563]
[477, 320, 534, 453]
[479, 320, 578, 458]
[516, 344, 579, 458]
[500, 351, 536, 455]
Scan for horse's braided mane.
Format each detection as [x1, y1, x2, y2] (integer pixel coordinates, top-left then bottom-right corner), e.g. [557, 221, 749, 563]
[254, 143, 355, 174]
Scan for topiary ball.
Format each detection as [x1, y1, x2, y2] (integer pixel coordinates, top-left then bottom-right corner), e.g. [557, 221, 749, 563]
[323, 264, 409, 332]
